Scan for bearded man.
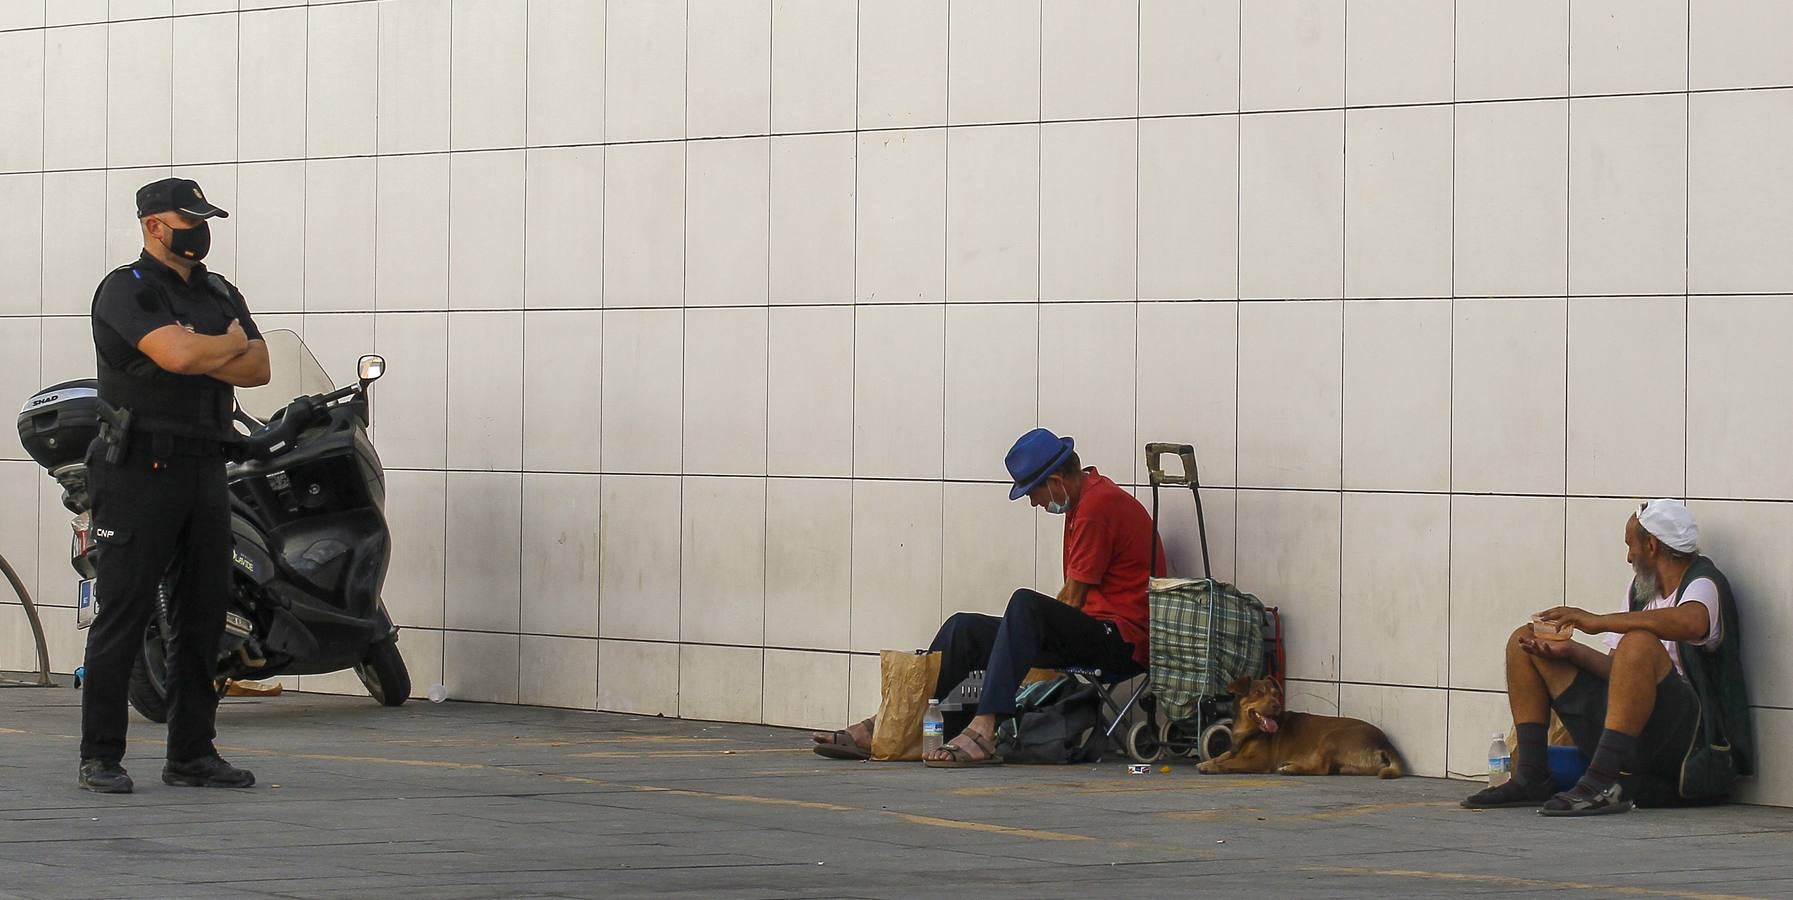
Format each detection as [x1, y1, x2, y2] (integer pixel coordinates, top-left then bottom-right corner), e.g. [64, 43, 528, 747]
[1462, 500, 1753, 815]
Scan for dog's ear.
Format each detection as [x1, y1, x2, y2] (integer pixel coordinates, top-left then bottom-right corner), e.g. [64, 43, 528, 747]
[1227, 675, 1253, 697]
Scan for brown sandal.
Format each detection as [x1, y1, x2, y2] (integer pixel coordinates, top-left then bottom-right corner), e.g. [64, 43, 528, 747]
[811, 717, 874, 760]
[924, 729, 1004, 768]
[811, 729, 871, 760]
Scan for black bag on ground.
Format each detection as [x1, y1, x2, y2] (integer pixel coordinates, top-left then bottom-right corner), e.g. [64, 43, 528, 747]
[993, 675, 1104, 764]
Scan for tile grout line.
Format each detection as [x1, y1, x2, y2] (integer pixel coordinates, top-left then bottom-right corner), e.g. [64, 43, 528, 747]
[1445, 0, 1457, 765]
[1337, 0, 1347, 698]
[762, 0, 773, 707]
[516, 0, 529, 705]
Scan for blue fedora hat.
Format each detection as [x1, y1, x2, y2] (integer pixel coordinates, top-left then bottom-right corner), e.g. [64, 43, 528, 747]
[1005, 428, 1075, 501]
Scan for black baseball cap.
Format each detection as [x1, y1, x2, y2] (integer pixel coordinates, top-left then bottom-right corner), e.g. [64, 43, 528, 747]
[135, 177, 229, 219]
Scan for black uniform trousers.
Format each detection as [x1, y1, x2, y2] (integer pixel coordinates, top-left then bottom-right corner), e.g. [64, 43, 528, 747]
[81, 438, 232, 765]
[928, 589, 1139, 733]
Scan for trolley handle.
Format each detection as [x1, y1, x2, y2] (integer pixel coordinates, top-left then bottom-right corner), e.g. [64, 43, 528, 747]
[1145, 442, 1201, 488]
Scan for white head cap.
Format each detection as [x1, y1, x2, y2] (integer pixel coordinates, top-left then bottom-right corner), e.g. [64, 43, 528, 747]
[1636, 499, 1699, 554]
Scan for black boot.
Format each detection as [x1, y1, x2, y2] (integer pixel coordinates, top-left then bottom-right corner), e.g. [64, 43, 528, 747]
[78, 759, 134, 794]
[162, 755, 256, 788]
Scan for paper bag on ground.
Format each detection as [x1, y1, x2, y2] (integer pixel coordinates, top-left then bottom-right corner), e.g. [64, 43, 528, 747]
[871, 650, 942, 761]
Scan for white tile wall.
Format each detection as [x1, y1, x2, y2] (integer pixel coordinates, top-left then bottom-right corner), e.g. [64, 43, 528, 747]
[769, 133, 855, 304]
[770, 0, 856, 134]
[1138, 116, 1237, 301]
[947, 0, 1039, 127]
[1040, 120, 1136, 302]
[1040, 0, 1137, 121]
[686, 0, 770, 139]
[679, 477, 766, 646]
[1237, 301, 1342, 490]
[526, 0, 605, 148]
[376, 154, 450, 311]
[1454, 101, 1569, 297]
[523, 146, 605, 309]
[857, 0, 946, 130]
[520, 473, 601, 638]
[685, 138, 770, 307]
[449, 0, 526, 151]
[0, 30, 44, 174]
[172, 12, 236, 165]
[43, 25, 106, 170]
[9, 2, 1793, 807]
[1139, 0, 1238, 117]
[945, 125, 1039, 303]
[306, 2, 377, 159]
[1455, 0, 1569, 102]
[1239, 111, 1343, 300]
[603, 142, 685, 308]
[1451, 298, 1567, 495]
[1345, 106, 1452, 299]
[1569, 95, 1688, 296]
[855, 129, 945, 303]
[1241, 0, 1344, 113]
[1343, 299, 1451, 493]
[519, 635, 598, 710]
[944, 304, 1037, 481]
[1344, 0, 1452, 107]
[107, 18, 172, 169]
[378, 0, 451, 155]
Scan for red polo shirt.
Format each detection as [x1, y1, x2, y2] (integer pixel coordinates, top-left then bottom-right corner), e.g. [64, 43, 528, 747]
[1062, 469, 1163, 668]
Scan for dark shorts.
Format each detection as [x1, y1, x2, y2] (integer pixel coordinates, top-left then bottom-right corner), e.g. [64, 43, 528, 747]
[1554, 669, 1700, 780]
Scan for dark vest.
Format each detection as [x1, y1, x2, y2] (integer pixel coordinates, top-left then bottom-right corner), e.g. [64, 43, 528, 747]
[1647, 557, 1754, 781]
[91, 265, 235, 442]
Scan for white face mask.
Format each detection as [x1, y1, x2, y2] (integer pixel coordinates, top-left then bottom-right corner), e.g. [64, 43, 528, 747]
[1044, 482, 1070, 516]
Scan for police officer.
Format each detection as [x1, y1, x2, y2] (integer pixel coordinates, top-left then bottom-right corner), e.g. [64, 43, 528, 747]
[78, 178, 269, 793]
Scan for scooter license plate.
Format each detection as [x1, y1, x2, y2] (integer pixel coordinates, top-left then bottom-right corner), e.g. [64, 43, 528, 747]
[76, 579, 97, 629]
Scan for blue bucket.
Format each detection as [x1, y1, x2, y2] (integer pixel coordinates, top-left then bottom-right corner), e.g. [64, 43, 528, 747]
[1547, 745, 1590, 792]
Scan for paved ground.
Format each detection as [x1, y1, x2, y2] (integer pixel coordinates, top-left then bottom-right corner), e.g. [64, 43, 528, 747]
[2, 687, 1792, 899]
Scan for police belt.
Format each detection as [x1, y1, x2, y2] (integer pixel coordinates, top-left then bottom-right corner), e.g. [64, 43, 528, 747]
[96, 400, 234, 459]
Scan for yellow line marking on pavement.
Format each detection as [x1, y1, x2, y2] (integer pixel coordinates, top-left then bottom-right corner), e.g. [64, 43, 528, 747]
[385, 735, 730, 748]
[891, 813, 1091, 842]
[1304, 800, 1456, 820]
[636, 786, 859, 814]
[215, 746, 485, 770]
[570, 748, 808, 759]
[1163, 800, 1452, 824]
[950, 776, 1286, 798]
[506, 764, 1093, 841]
[1303, 866, 1763, 900]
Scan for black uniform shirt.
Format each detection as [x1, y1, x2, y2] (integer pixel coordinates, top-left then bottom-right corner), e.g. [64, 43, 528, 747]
[93, 251, 262, 379]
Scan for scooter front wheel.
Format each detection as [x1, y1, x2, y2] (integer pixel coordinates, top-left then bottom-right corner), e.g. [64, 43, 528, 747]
[354, 636, 410, 707]
[128, 625, 170, 724]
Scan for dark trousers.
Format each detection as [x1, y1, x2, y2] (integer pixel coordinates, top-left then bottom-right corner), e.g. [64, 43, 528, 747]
[928, 589, 1139, 728]
[81, 441, 232, 764]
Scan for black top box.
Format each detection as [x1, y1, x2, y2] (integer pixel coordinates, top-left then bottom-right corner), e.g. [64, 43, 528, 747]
[18, 379, 101, 471]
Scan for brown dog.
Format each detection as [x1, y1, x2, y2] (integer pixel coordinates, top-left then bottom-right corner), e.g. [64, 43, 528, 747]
[1195, 676, 1403, 778]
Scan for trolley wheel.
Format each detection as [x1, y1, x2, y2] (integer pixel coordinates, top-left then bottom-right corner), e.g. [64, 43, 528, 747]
[1197, 719, 1234, 761]
[1157, 719, 1197, 758]
[1125, 720, 1164, 763]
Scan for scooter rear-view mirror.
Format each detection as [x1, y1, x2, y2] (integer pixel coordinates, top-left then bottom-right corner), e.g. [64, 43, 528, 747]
[357, 354, 386, 386]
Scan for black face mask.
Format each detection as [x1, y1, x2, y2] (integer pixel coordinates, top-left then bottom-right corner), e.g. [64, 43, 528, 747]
[162, 220, 211, 262]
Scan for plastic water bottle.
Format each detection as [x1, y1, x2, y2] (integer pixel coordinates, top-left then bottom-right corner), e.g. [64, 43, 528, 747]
[921, 700, 944, 756]
[1487, 732, 1511, 786]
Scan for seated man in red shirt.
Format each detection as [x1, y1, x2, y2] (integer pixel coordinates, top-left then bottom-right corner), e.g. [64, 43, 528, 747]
[811, 428, 1162, 766]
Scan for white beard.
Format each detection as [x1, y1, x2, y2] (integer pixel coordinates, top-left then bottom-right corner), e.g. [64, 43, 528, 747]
[1631, 564, 1661, 608]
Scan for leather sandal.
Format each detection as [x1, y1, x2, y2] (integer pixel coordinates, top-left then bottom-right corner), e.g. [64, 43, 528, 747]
[924, 729, 1003, 768]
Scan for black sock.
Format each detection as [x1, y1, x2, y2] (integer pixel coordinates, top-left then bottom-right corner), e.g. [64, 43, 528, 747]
[1513, 722, 1549, 786]
[1577, 728, 1638, 792]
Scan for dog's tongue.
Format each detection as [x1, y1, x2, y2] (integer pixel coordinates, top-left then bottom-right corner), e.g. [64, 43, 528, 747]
[1259, 714, 1279, 734]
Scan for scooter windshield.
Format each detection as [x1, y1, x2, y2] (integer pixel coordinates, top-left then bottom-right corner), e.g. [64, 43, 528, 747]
[235, 329, 337, 425]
